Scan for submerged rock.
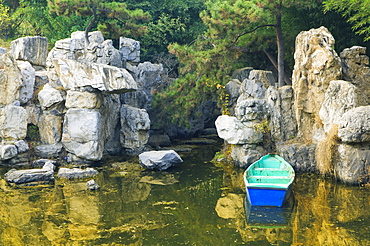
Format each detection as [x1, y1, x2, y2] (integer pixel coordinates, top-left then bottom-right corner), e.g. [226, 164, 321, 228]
[86, 179, 100, 190]
[57, 167, 98, 179]
[139, 150, 183, 170]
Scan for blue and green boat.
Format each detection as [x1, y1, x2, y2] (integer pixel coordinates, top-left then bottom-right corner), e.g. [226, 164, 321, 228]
[244, 154, 295, 207]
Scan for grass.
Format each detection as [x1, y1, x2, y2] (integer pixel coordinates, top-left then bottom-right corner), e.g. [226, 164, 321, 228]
[0, 38, 12, 49]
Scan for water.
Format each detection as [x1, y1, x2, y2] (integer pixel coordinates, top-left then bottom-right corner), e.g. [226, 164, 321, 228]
[0, 139, 370, 245]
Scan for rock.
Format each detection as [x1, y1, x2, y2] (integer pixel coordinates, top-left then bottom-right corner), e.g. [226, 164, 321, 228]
[238, 77, 267, 101]
[119, 37, 140, 63]
[278, 143, 317, 173]
[225, 79, 241, 114]
[319, 80, 360, 133]
[266, 85, 297, 142]
[37, 83, 64, 110]
[65, 90, 102, 109]
[231, 144, 266, 168]
[147, 134, 172, 148]
[4, 168, 54, 186]
[86, 179, 100, 190]
[248, 70, 275, 87]
[231, 67, 253, 82]
[120, 104, 150, 150]
[0, 47, 6, 55]
[0, 144, 18, 160]
[235, 99, 268, 122]
[338, 106, 370, 143]
[10, 36, 48, 66]
[62, 108, 103, 160]
[14, 140, 29, 153]
[0, 104, 27, 141]
[57, 167, 99, 179]
[100, 94, 122, 155]
[335, 143, 370, 184]
[17, 61, 35, 105]
[215, 193, 244, 219]
[38, 112, 63, 144]
[51, 58, 137, 93]
[32, 159, 58, 169]
[0, 53, 22, 105]
[139, 150, 183, 170]
[215, 115, 263, 145]
[292, 26, 342, 140]
[42, 161, 56, 171]
[34, 143, 63, 158]
[25, 104, 41, 125]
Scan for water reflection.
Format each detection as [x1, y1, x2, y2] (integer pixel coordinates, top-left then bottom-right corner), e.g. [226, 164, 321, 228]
[0, 142, 370, 245]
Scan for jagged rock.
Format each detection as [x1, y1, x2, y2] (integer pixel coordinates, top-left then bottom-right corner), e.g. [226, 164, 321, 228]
[249, 70, 275, 87]
[38, 83, 64, 110]
[62, 108, 103, 160]
[32, 159, 58, 169]
[225, 79, 241, 114]
[10, 36, 48, 66]
[0, 47, 6, 55]
[238, 77, 267, 102]
[119, 37, 140, 63]
[35, 70, 49, 88]
[266, 85, 297, 142]
[338, 106, 370, 143]
[65, 90, 102, 109]
[0, 144, 18, 160]
[341, 46, 370, 105]
[231, 144, 266, 168]
[51, 58, 137, 93]
[34, 143, 63, 158]
[335, 143, 370, 184]
[231, 67, 253, 82]
[0, 53, 22, 105]
[139, 150, 183, 170]
[100, 94, 122, 155]
[120, 104, 150, 150]
[215, 115, 263, 145]
[0, 104, 27, 141]
[319, 80, 360, 133]
[14, 140, 29, 153]
[17, 61, 35, 105]
[57, 167, 98, 179]
[86, 179, 100, 190]
[38, 112, 63, 144]
[292, 26, 342, 140]
[4, 166, 54, 186]
[25, 104, 41, 125]
[278, 143, 317, 173]
[235, 99, 268, 122]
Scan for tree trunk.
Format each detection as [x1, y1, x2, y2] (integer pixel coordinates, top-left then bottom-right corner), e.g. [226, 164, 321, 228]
[275, 9, 285, 87]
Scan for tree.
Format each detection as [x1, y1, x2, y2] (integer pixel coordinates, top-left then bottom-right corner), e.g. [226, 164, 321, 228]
[323, 0, 370, 41]
[0, 1, 13, 38]
[47, 0, 150, 45]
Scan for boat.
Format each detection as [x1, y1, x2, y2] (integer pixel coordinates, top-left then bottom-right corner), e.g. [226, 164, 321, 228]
[244, 154, 295, 207]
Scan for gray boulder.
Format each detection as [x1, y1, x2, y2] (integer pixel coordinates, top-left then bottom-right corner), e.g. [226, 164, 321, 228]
[57, 167, 99, 179]
[139, 150, 183, 170]
[4, 166, 54, 186]
[10, 36, 48, 66]
[34, 143, 63, 158]
[338, 106, 370, 143]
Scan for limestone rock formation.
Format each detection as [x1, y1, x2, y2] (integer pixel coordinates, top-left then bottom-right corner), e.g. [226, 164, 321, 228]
[338, 106, 370, 143]
[57, 167, 99, 179]
[10, 36, 48, 66]
[0, 53, 22, 106]
[292, 26, 342, 140]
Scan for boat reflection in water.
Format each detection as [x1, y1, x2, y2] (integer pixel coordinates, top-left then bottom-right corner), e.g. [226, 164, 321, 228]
[244, 194, 296, 228]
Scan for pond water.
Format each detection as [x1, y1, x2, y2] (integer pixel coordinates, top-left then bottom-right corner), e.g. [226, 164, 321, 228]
[0, 139, 370, 245]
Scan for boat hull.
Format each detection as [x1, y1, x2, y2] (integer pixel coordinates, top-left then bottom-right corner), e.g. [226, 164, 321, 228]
[244, 154, 295, 207]
[246, 185, 293, 207]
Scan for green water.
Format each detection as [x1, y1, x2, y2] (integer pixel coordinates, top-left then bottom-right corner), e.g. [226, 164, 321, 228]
[0, 140, 370, 245]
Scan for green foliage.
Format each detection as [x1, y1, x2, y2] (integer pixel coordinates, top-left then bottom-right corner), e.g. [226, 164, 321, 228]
[26, 124, 41, 142]
[0, 1, 14, 38]
[48, 0, 150, 40]
[323, 0, 370, 41]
